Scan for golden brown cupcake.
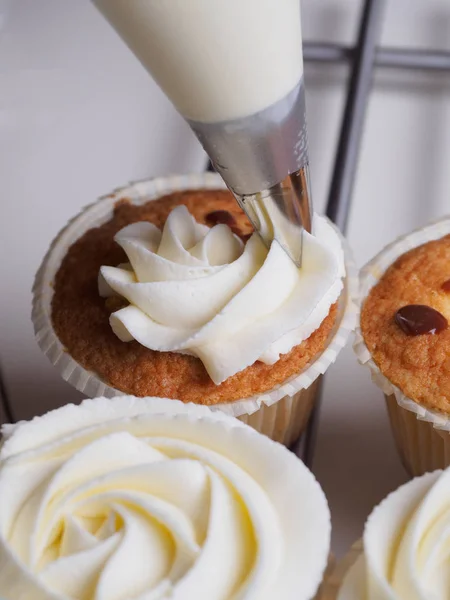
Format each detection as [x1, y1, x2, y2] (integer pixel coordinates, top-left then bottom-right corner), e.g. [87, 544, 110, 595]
[355, 216, 450, 475]
[33, 173, 357, 444]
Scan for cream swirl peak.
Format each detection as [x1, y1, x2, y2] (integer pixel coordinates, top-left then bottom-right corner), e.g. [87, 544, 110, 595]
[0, 396, 331, 600]
[99, 205, 345, 384]
[338, 469, 450, 600]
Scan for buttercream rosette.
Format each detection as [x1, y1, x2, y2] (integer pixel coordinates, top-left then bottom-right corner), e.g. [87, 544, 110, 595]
[0, 396, 331, 600]
[99, 204, 345, 385]
[321, 468, 450, 599]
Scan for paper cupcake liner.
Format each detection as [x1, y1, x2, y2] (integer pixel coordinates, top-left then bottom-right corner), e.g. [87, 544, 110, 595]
[384, 393, 450, 476]
[354, 215, 450, 474]
[318, 541, 362, 600]
[238, 378, 321, 446]
[33, 173, 358, 444]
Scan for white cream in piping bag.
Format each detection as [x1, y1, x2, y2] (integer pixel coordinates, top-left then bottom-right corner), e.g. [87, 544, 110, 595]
[92, 0, 310, 267]
[99, 206, 345, 384]
[338, 468, 450, 600]
[0, 396, 331, 600]
[92, 0, 303, 122]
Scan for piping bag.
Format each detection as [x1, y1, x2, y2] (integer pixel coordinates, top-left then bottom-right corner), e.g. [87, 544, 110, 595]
[93, 0, 312, 266]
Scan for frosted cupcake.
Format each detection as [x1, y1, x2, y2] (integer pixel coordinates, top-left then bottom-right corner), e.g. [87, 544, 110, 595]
[320, 467, 450, 599]
[355, 217, 450, 475]
[0, 395, 331, 600]
[33, 173, 357, 445]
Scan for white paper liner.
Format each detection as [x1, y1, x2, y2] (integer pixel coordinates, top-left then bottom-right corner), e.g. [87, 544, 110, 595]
[353, 215, 450, 432]
[33, 172, 358, 419]
[319, 541, 362, 600]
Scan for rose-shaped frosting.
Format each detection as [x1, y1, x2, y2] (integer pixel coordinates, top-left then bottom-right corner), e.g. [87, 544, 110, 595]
[338, 469, 450, 599]
[0, 396, 330, 600]
[99, 205, 345, 384]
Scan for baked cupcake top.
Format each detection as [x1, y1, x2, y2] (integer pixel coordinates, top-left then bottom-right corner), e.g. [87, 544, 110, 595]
[0, 396, 331, 600]
[51, 188, 345, 403]
[361, 235, 450, 413]
[336, 468, 450, 600]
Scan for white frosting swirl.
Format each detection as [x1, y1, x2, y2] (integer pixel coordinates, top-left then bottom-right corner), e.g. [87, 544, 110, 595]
[0, 396, 330, 600]
[99, 205, 345, 384]
[338, 469, 450, 600]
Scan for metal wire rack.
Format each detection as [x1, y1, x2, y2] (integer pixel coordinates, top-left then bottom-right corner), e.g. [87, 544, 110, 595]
[1, 0, 450, 447]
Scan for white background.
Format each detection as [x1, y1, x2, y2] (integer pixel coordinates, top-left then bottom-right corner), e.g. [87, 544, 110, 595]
[1, 0, 450, 556]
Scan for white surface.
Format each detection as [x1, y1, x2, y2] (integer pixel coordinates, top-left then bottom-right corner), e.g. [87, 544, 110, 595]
[0, 0, 206, 418]
[2, 0, 450, 558]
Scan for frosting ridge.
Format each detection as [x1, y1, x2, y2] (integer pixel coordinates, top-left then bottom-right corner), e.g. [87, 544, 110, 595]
[338, 469, 450, 600]
[99, 206, 345, 384]
[0, 396, 330, 600]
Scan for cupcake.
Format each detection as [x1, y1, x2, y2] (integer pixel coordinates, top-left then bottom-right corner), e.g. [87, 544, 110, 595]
[320, 467, 450, 599]
[33, 173, 357, 445]
[0, 395, 331, 600]
[354, 216, 450, 475]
